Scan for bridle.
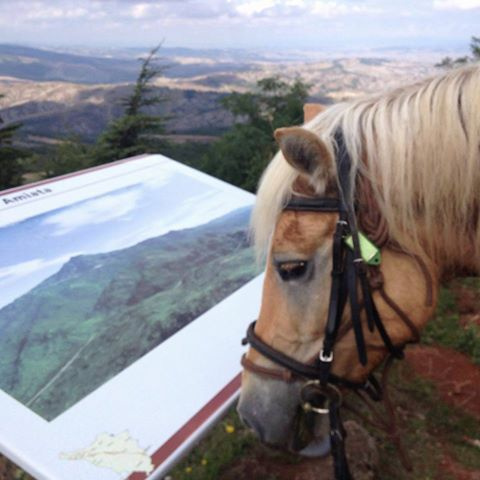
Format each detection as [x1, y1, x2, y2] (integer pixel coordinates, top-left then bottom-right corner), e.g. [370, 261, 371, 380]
[241, 130, 422, 480]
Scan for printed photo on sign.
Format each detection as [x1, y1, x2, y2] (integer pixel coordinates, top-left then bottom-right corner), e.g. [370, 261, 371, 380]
[0, 165, 256, 421]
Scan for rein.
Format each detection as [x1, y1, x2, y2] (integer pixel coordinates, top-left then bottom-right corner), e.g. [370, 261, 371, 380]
[241, 130, 422, 479]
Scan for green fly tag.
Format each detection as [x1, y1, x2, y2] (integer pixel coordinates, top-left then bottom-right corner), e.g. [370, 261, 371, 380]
[344, 232, 381, 266]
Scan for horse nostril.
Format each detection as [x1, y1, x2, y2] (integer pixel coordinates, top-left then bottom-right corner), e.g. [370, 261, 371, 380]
[237, 408, 265, 442]
[241, 416, 252, 429]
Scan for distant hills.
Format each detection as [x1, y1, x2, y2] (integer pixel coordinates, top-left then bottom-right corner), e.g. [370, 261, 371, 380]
[0, 206, 257, 420]
[0, 43, 439, 144]
[0, 44, 139, 84]
[0, 80, 233, 142]
[0, 44, 258, 84]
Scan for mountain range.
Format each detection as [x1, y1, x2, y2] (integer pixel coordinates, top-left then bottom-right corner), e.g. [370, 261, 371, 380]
[0, 206, 257, 420]
[0, 44, 440, 144]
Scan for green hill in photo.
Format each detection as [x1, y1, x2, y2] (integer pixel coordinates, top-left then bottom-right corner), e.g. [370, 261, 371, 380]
[0, 206, 256, 420]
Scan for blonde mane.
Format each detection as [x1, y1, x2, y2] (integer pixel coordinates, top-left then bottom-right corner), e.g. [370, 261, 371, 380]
[252, 65, 480, 273]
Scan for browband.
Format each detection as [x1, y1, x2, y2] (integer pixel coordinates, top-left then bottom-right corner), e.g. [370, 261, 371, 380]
[285, 196, 341, 212]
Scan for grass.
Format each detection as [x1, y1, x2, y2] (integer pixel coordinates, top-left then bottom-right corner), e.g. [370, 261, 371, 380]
[355, 364, 480, 479]
[168, 411, 256, 480]
[422, 279, 480, 364]
[0, 456, 34, 480]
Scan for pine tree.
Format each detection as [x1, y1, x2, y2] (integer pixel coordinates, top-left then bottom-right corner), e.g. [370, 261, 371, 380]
[93, 45, 168, 164]
[0, 94, 25, 190]
[471, 36, 480, 60]
[436, 35, 480, 68]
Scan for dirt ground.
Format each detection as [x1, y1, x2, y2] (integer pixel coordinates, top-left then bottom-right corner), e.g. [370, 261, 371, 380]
[405, 345, 480, 480]
[220, 420, 378, 480]
[406, 345, 480, 418]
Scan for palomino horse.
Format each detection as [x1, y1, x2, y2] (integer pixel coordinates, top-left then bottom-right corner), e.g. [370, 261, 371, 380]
[238, 65, 480, 477]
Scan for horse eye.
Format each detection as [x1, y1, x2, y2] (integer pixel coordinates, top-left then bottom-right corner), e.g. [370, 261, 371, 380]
[276, 261, 309, 281]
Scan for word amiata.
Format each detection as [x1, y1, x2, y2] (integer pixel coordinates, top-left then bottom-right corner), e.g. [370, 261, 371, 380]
[2, 187, 53, 205]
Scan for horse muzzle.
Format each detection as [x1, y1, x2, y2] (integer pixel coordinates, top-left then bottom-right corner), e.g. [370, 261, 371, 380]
[237, 375, 331, 456]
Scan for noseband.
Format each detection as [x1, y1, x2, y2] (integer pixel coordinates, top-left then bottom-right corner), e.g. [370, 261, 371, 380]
[242, 131, 420, 480]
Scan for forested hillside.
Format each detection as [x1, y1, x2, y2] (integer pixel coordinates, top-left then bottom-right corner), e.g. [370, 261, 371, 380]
[0, 207, 256, 420]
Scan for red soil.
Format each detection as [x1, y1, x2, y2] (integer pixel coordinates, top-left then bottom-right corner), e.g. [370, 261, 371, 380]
[405, 345, 480, 419]
[406, 344, 480, 480]
[439, 454, 480, 480]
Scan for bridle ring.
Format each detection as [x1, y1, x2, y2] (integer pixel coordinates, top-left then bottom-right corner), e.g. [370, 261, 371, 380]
[301, 381, 343, 415]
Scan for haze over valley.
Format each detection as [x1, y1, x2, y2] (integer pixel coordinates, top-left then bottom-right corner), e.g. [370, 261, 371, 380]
[0, 44, 445, 147]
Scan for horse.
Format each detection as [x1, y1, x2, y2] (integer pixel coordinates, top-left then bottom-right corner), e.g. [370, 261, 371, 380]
[237, 64, 480, 477]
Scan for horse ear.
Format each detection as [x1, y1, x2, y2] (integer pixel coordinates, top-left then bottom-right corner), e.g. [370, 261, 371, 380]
[274, 127, 332, 176]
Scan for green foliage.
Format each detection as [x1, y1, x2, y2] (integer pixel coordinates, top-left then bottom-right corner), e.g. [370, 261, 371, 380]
[0, 145, 24, 190]
[171, 410, 256, 480]
[436, 35, 480, 68]
[31, 137, 93, 178]
[470, 35, 480, 60]
[0, 94, 26, 190]
[422, 284, 480, 364]
[93, 44, 168, 164]
[0, 455, 34, 480]
[200, 76, 310, 192]
[162, 141, 212, 169]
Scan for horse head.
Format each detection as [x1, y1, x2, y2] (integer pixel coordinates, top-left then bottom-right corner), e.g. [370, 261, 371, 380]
[238, 66, 480, 464]
[237, 124, 439, 455]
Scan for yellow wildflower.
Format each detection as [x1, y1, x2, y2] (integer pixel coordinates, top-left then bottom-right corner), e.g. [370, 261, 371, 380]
[225, 424, 235, 434]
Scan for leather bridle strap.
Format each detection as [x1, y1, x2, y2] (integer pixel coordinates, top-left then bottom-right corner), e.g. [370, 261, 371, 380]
[285, 196, 341, 212]
[330, 399, 353, 480]
[242, 321, 383, 396]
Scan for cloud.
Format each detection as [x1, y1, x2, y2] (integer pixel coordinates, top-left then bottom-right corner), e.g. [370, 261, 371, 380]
[43, 189, 143, 236]
[233, 0, 377, 18]
[0, 0, 474, 49]
[0, 254, 78, 282]
[433, 0, 480, 9]
[102, 188, 252, 252]
[235, 0, 277, 16]
[0, 252, 84, 308]
[0, 0, 377, 26]
[131, 3, 151, 18]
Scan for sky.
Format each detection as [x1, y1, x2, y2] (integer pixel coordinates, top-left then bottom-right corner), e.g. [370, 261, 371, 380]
[0, 164, 253, 309]
[0, 0, 478, 51]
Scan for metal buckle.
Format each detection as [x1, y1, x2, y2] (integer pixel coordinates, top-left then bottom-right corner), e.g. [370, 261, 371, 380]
[319, 349, 333, 362]
[301, 381, 342, 415]
[303, 401, 329, 415]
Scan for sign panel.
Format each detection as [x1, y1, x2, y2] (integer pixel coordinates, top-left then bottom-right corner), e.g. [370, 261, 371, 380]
[0, 155, 262, 479]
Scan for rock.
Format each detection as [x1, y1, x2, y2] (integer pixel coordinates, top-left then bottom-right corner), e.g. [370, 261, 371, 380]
[343, 420, 379, 480]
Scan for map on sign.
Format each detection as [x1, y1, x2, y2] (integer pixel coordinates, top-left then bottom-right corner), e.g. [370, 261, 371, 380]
[60, 432, 154, 475]
[0, 155, 263, 480]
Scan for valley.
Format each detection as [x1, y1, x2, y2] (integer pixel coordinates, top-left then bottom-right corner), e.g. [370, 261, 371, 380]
[0, 44, 442, 145]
